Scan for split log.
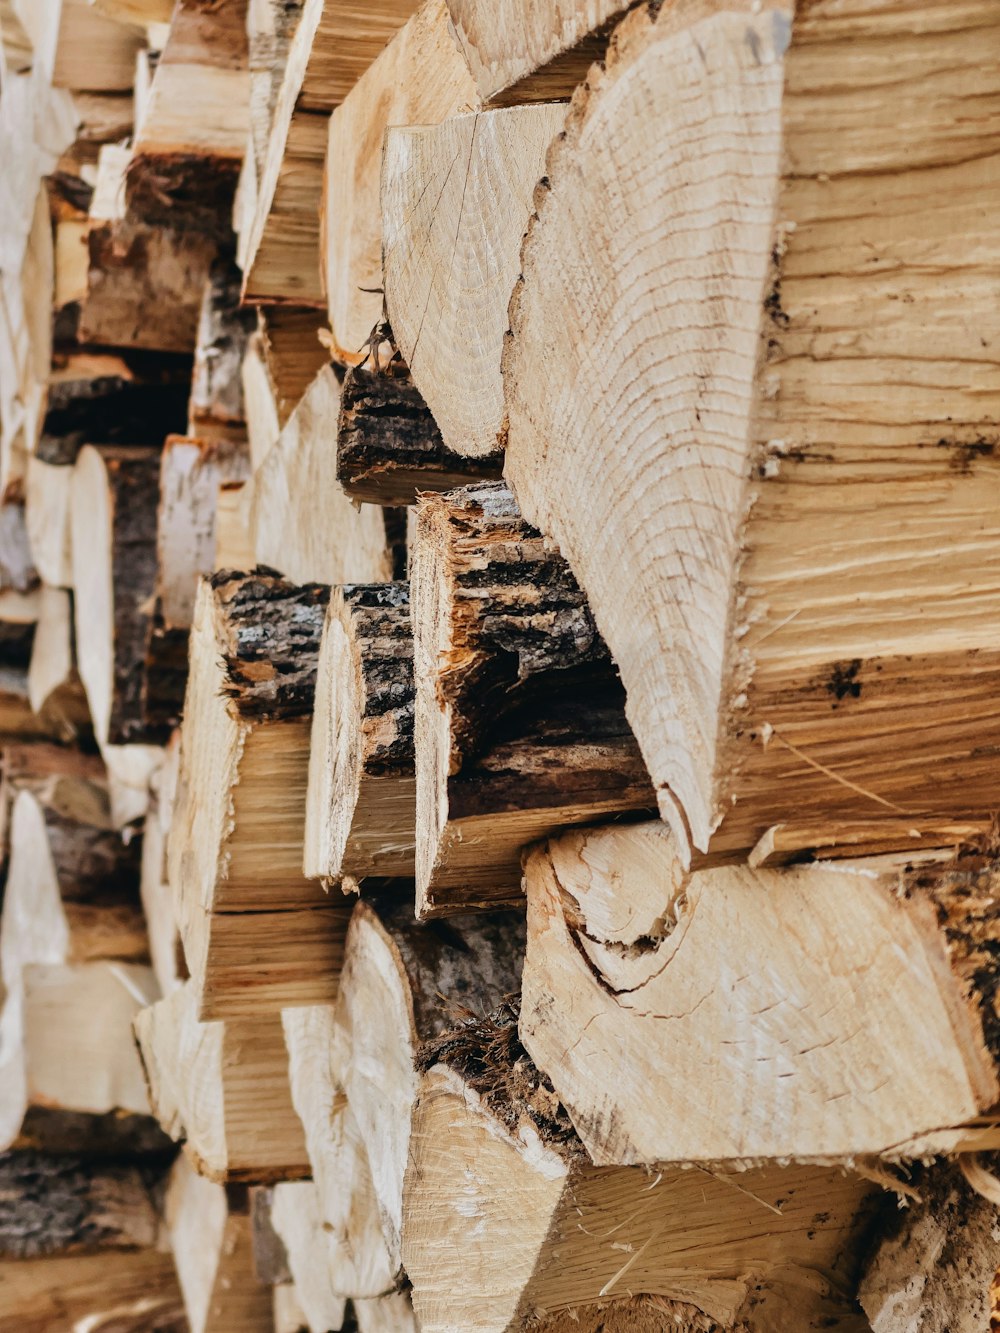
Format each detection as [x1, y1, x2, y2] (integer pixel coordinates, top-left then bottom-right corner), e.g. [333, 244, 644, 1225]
[245, 0, 304, 181]
[337, 367, 500, 506]
[333, 897, 525, 1269]
[521, 820, 1000, 1166]
[270, 1181, 350, 1333]
[304, 583, 415, 883]
[258, 305, 330, 427]
[243, 0, 417, 304]
[51, 0, 145, 92]
[403, 1006, 876, 1333]
[381, 105, 564, 459]
[27, 587, 90, 741]
[89, 0, 175, 23]
[242, 330, 284, 468]
[214, 481, 255, 571]
[165, 1157, 274, 1333]
[0, 1150, 185, 1333]
[323, 0, 478, 360]
[125, 0, 250, 237]
[135, 979, 309, 1182]
[140, 731, 188, 998]
[503, 0, 1000, 860]
[411, 482, 653, 915]
[859, 1156, 1000, 1333]
[168, 570, 352, 1017]
[354, 1294, 417, 1333]
[273, 1281, 314, 1333]
[281, 1005, 397, 1296]
[188, 260, 256, 442]
[445, 0, 628, 104]
[70, 443, 162, 746]
[80, 143, 218, 354]
[250, 365, 394, 585]
[25, 457, 73, 588]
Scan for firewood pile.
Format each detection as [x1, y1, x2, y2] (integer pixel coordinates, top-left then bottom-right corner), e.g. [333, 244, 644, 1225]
[0, 1, 999, 1329]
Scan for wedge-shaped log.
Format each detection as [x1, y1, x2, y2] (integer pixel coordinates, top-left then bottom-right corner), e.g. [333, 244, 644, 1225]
[859, 1157, 1000, 1333]
[80, 143, 217, 354]
[446, 0, 630, 104]
[337, 367, 500, 506]
[305, 583, 415, 884]
[270, 1182, 349, 1333]
[165, 1157, 274, 1333]
[323, 0, 478, 359]
[411, 482, 653, 915]
[242, 331, 283, 469]
[250, 365, 394, 585]
[168, 570, 352, 1017]
[71, 443, 162, 747]
[404, 1008, 877, 1333]
[282, 1005, 397, 1297]
[522, 820, 1000, 1166]
[244, 0, 418, 304]
[125, 0, 250, 237]
[334, 897, 524, 1270]
[382, 105, 564, 459]
[0, 1149, 185, 1332]
[505, 0, 1000, 860]
[258, 306, 331, 428]
[135, 980, 309, 1182]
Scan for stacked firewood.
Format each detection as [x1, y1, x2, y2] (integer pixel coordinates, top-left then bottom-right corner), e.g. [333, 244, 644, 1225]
[1, 0, 1000, 1330]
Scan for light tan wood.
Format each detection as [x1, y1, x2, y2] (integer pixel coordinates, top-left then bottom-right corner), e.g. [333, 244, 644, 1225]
[213, 481, 256, 571]
[0, 1250, 186, 1332]
[354, 1294, 417, 1333]
[521, 820, 1000, 1167]
[140, 730, 187, 998]
[334, 897, 525, 1270]
[135, 979, 310, 1182]
[504, 0, 1000, 860]
[270, 1181, 350, 1332]
[304, 584, 415, 884]
[250, 365, 393, 584]
[282, 1004, 397, 1295]
[323, 0, 478, 360]
[382, 104, 564, 458]
[89, 0, 175, 25]
[241, 329, 284, 469]
[259, 305, 331, 425]
[25, 456, 73, 588]
[165, 1157, 274, 1333]
[51, 0, 144, 92]
[404, 1058, 876, 1332]
[27, 586, 90, 740]
[445, 0, 629, 104]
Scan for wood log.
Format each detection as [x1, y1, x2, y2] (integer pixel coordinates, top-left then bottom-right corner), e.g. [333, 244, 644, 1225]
[353, 1294, 417, 1333]
[214, 481, 256, 571]
[273, 1281, 314, 1333]
[52, 0, 145, 92]
[135, 979, 310, 1182]
[249, 365, 394, 585]
[337, 367, 500, 506]
[125, 0, 250, 237]
[165, 1156, 274, 1333]
[333, 896, 525, 1269]
[504, 0, 1000, 861]
[858, 1156, 1000, 1333]
[140, 730, 188, 998]
[70, 443, 162, 747]
[381, 105, 563, 459]
[25, 457, 73, 588]
[270, 1181, 350, 1332]
[444, 0, 630, 104]
[258, 305, 330, 427]
[168, 570, 352, 1017]
[246, 0, 304, 180]
[520, 820, 1000, 1167]
[27, 586, 91, 741]
[323, 0, 478, 360]
[89, 0, 175, 23]
[242, 329, 284, 469]
[188, 260, 256, 442]
[304, 583, 415, 884]
[0, 1247, 187, 1333]
[281, 1004, 397, 1296]
[411, 482, 653, 915]
[403, 1005, 877, 1333]
[80, 143, 219, 354]
[243, 0, 417, 305]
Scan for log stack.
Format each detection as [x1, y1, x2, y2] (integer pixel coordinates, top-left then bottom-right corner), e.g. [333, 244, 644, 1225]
[1, 0, 999, 1329]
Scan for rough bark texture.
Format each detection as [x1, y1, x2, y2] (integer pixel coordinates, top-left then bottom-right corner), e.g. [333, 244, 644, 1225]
[210, 567, 330, 720]
[341, 584, 414, 775]
[13, 1108, 173, 1160]
[0, 1151, 162, 1259]
[337, 367, 500, 507]
[37, 372, 191, 461]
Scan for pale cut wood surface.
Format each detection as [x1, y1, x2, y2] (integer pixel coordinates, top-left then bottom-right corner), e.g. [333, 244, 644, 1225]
[270, 1181, 349, 1333]
[27, 586, 91, 741]
[135, 979, 309, 1182]
[521, 821, 1000, 1166]
[403, 1064, 875, 1333]
[25, 456, 73, 588]
[0, 1250, 186, 1333]
[504, 0, 1000, 860]
[445, 0, 629, 103]
[250, 365, 393, 584]
[383, 105, 565, 457]
[323, 0, 478, 360]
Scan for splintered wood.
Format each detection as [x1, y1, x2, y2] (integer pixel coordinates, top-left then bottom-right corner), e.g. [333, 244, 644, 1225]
[3, 0, 999, 1328]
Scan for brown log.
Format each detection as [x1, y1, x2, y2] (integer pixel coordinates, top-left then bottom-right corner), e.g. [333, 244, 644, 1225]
[336, 367, 500, 507]
[258, 305, 331, 426]
[411, 481, 653, 915]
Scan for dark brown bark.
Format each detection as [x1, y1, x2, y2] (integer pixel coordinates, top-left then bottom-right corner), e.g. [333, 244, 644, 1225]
[210, 568, 330, 720]
[337, 368, 501, 507]
[258, 306, 331, 426]
[143, 620, 189, 738]
[38, 374, 190, 463]
[0, 1151, 166, 1258]
[125, 157, 242, 244]
[339, 584, 414, 776]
